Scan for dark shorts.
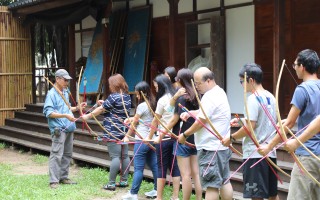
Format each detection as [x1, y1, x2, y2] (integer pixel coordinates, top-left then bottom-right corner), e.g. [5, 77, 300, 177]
[197, 149, 232, 189]
[243, 157, 278, 198]
[155, 139, 180, 178]
[175, 142, 197, 157]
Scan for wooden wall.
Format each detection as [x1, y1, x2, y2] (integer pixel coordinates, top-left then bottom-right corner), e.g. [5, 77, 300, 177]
[150, 13, 196, 74]
[255, 0, 320, 116]
[0, 6, 32, 126]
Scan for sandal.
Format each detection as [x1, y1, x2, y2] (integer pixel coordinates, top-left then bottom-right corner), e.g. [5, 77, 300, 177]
[115, 181, 128, 187]
[103, 183, 116, 191]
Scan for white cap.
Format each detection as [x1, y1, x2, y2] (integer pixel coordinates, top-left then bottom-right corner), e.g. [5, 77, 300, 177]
[55, 69, 72, 79]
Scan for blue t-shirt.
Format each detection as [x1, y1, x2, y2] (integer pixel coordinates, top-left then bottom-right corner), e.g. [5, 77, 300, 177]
[102, 93, 131, 140]
[291, 80, 320, 156]
[43, 87, 76, 134]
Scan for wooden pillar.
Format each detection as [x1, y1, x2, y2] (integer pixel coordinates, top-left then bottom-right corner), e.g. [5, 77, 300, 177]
[68, 24, 76, 105]
[102, 1, 112, 99]
[167, 0, 179, 66]
[30, 25, 36, 104]
[273, 0, 285, 116]
[273, 0, 285, 93]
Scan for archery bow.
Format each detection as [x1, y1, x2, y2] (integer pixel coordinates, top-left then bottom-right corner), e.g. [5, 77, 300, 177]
[190, 79, 242, 157]
[243, 72, 290, 180]
[140, 91, 195, 148]
[275, 60, 320, 186]
[119, 90, 157, 151]
[43, 75, 71, 110]
[77, 66, 99, 138]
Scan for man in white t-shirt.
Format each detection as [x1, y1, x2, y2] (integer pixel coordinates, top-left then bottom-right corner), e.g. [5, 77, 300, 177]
[222, 63, 279, 200]
[178, 67, 233, 200]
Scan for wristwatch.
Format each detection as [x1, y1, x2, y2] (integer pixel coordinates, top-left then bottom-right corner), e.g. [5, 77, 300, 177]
[230, 135, 236, 143]
[182, 132, 189, 139]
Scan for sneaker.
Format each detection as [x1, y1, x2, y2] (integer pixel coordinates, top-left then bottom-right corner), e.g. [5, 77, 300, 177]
[60, 178, 77, 185]
[103, 183, 116, 191]
[116, 181, 129, 187]
[169, 197, 179, 200]
[49, 182, 59, 189]
[122, 191, 138, 200]
[145, 189, 157, 198]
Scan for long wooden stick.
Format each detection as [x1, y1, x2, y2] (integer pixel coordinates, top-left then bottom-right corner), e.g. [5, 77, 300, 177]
[119, 90, 156, 151]
[140, 91, 195, 148]
[191, 79, 242, 157]
[275, 60, 320, 186]
[43, 75, 71, 110]
[243, 72, 290, 179]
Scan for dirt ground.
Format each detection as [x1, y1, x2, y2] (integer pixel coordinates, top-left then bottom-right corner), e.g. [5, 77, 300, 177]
[0, 148, 144, 200]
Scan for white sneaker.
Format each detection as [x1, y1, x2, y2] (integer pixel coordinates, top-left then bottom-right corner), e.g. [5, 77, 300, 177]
[144, 189, 157, 198]
[122, 191, 138, 200]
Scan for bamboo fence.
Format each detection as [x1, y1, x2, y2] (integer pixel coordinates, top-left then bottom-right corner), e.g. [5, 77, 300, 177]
[0, 6, 32, 126]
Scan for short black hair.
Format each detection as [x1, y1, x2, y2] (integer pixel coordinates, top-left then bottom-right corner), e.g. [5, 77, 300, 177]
[296, 49, 320, 74]
[239, 63, 263, 84]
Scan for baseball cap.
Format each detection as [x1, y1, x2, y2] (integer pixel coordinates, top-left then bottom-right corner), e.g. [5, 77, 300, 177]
[55, 69, 72, 79]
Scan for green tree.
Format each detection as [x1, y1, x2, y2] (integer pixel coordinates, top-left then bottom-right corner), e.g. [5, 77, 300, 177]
[0, 0, 15, 6]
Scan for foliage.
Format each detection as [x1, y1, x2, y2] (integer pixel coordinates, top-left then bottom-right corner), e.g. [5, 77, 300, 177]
[0, 0, 15, 6]
[0, 142, 6, 149]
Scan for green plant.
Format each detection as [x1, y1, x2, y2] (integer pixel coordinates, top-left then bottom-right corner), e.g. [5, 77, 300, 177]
[32, 154, 48, 165]
[0, 143, 6, 149]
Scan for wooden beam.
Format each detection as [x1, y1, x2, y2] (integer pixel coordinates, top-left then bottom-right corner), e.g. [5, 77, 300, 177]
[68, 24, 76, 105]
[102, 1, 113, 99]
[195, 2, 253, 15]
[13, 0, 83, 15]
[167, 0, 179, 66]
[273, 0, 285, 93]
[30, 24, 36, 104]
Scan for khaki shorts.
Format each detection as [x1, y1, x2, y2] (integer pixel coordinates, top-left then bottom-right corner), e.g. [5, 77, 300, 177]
[287, 155, 320, 200]
[197, 149, 232, 189]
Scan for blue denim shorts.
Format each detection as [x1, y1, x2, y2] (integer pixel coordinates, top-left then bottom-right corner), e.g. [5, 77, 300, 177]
[175, 142, 197, 157]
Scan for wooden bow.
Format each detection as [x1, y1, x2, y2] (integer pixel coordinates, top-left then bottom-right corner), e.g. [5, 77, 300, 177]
[140, 91, 195, 148]
[77, 66, 98, 137]
[109, 116, 157, 151]
[275, 60, 320, 186]
[119, 90, 157, 151]
[91, 113, 121, 141]
[191, 79, 243, 157]
[243, 72, 290, 180]
[43, 75, 71, 110]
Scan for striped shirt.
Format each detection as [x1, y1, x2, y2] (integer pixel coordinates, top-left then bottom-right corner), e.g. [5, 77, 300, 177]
[102, 93, 131, 140]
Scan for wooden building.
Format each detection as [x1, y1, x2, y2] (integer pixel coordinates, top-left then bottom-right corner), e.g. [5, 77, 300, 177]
[1, 0, 320, 198]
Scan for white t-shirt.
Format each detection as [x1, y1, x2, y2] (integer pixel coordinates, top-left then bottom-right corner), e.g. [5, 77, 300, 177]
[135, 102, 153, 139]
[243, 90, 277, 159]
[155, 93, 173, 134]
[196, 85, 231, 151]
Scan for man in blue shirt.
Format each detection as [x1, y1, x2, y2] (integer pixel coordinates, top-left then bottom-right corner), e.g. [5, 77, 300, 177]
[43, 69, 86, 189]
[260, 49, 320, 199]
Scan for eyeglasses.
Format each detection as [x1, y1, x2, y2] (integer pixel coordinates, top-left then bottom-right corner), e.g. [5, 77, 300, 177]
[240, 80, 244, 85]
[59, 77, 69, 82]
[292, 63, 299, 69]
[194, 81, 203, 86]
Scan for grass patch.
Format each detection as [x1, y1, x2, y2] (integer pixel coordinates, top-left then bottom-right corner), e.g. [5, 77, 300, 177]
[32, 154, 48, 165]
[0, 165, 115, 200]
[0, 142, 6, 149]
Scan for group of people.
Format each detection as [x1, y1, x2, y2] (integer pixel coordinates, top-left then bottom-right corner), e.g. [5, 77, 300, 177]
[43, 49, 320, 200]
